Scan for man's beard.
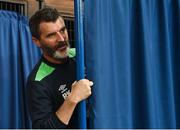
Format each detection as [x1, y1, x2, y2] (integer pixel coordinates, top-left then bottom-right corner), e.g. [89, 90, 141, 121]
[41, 41, 70, 62]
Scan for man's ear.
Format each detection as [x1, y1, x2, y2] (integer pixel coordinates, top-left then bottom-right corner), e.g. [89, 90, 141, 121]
[32, 36, 41, 47]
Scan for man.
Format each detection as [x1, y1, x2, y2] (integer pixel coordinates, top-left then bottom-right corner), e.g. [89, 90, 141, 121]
[27, 8, 93, 128]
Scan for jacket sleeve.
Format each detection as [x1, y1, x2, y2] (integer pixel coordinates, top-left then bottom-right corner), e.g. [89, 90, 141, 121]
[27, 80, 67, 129]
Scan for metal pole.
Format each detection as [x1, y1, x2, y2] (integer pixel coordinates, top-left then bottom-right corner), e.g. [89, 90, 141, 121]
[74, 0, 86, 129]
[36, 0, 44, 9]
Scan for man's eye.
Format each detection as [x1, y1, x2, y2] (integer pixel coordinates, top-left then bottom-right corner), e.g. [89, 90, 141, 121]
[60, 27, 66, 34]
[60, 30, 64, 34]
[47, 33, 56, 38]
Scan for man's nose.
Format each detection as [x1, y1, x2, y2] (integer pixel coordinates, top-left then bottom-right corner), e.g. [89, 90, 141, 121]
[56, 31, 65, 41]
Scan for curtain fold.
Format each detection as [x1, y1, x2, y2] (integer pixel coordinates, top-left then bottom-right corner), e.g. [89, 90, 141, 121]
[0, 10, 41, 128]
[84, 0, 180, 128]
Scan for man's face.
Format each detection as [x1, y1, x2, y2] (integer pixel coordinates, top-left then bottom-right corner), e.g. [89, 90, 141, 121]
[38, 17, 70, 61]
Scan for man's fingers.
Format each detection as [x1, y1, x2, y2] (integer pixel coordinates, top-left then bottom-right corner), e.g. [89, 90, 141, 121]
[89, 81, 93, 87]
[77, 79, 93, 86]
[72, 81, 77, 86]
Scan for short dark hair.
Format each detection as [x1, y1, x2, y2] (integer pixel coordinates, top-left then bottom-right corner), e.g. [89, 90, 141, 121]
[29, 8, 63, 39]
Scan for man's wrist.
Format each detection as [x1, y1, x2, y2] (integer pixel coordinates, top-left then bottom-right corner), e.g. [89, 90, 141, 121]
[66, 94, 79, 105]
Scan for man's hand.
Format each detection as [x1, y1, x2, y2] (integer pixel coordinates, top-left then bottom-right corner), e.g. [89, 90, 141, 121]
[68, 79, 93, 104]
[56, 79, 93, 125]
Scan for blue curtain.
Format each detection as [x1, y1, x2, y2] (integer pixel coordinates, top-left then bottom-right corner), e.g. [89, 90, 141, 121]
[84, 0, 180, 128]
[0, 11, 41, 128]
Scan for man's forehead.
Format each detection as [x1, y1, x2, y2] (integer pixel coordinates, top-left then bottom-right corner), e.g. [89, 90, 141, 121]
[38, 18, 65, 36]
[40, 16, 64, 25]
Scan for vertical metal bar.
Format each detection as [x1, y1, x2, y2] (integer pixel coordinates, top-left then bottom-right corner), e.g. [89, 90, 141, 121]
[0, 2, 2, 9]
[19, 4, 21, 14]
[5, 2, 7, 10]
[74, 0, 86, 129]
[14, 4, 16, 12]
[22, 5, 25, 15]
[7, 2, 8, 10]
[18, 4, 20, 13]
[10, 3, 12, 11]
